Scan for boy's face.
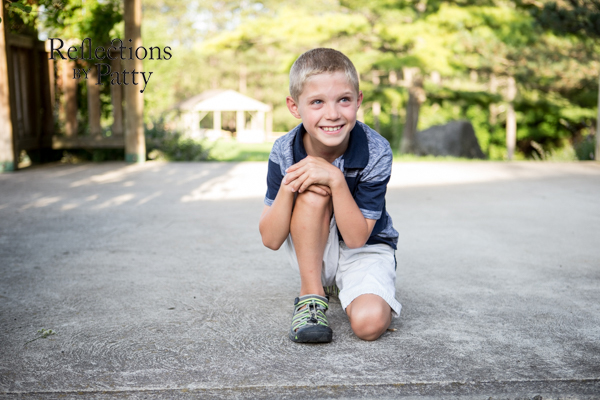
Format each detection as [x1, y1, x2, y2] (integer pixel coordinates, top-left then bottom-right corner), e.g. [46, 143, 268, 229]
[286, 71, 363, 155]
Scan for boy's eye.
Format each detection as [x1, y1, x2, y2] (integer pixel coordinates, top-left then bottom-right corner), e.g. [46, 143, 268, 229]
[340, 97, 350, 102]
[311, 100, 323, 105]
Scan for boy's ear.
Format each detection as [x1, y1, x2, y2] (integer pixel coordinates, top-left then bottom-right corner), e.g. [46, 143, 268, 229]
[356, 90, 364, 109]
[286, 96, 302, 119]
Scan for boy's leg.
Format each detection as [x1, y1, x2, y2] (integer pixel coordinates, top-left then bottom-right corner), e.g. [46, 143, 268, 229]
[287, 190, 334, 343]
[290, 190, 332, 297]
[336, 243, 401, 341]
[346, 294, 392, 341]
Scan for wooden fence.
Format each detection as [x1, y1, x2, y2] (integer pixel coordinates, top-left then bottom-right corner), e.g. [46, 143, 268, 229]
[2, 33, 126, 170]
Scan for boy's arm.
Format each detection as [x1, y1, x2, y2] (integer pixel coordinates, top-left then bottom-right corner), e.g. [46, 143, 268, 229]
[259, 183, 295, 250]
[329, 177, 377, 248]
[284, 156, 376, 248]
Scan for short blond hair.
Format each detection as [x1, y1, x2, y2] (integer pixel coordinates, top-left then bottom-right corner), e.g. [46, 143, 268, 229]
[289, 48, 359, 101]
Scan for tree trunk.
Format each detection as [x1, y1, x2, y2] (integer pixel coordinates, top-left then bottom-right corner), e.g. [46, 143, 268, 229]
[506, 76, 517, 160]
[400, 72, 424, 154]
[373, 101, 381, 133]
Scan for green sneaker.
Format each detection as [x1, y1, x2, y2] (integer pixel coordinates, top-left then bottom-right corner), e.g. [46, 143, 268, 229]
[323, 284, 340, 298]
[289, 294, 333, 343]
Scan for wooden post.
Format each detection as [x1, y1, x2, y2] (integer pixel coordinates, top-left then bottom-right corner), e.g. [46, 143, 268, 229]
[0, 0, 16, 172]
[124, 0, 145, 163]
[596, 73, 600, 162]
[48, 56, 55, 116]
[87, 64, 101, 135]
[506, 76, 517, 161]
[62, 60, 78, 137]
[111, 56, 123, 135]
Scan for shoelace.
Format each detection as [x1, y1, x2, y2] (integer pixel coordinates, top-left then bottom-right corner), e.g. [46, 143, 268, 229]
[293, 298, 329, 331]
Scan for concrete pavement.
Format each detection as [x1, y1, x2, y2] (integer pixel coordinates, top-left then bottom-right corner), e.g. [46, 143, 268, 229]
[0, 161, 599, 399]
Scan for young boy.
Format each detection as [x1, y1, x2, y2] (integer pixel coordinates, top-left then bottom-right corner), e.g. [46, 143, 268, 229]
[259, 48, 401, 343]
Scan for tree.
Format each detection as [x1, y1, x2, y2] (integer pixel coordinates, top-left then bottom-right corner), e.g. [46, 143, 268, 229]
[519, 0, 600, 159]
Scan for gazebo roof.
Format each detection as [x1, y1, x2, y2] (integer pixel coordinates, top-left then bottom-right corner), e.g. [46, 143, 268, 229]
[175, 89, 271, 112]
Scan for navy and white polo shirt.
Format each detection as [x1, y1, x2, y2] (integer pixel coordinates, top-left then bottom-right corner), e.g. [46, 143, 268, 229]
[264, 121, 399, 250]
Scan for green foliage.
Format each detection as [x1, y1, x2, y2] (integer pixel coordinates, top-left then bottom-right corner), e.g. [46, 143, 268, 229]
[574, 134, 596, 160]
[528, 0, 600, 38]
[145, 122, 210, 162]
[37, 0, 122, 46]
[29, 0, 597, 162]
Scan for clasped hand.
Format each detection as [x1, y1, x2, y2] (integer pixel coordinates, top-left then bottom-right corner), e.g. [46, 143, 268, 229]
[282, 156, 343, 197]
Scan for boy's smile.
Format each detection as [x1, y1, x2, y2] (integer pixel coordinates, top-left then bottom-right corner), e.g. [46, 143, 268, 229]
[286, 71, 363, 161]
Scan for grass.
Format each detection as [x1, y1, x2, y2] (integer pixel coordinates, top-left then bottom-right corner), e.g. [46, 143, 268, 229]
[207, 140, 479, 162]
[391, 151, 477, 162]
[208, 140, 274, 161]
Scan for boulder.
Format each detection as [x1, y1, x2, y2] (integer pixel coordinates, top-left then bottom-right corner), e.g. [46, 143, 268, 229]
[415, 120, 485, 159]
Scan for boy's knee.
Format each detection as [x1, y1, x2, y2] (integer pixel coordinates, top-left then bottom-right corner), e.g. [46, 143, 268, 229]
[295, 190, 330, 210]
[348, 297, 391, 341]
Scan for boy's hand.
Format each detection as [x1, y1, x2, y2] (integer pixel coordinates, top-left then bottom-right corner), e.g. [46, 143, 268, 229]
[283, 156, 344, 194]
[305, 184, 331, 196]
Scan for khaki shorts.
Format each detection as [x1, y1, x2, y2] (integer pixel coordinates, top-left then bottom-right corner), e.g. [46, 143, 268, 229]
[284, 216, 402, 317]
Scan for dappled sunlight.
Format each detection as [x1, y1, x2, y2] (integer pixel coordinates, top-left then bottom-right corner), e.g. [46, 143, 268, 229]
[2, 162, 598, 217]
[93, 194, 136, 209]
[46, 164, 94, 178]
[173, 170, 212, 186]
[69, 163, 152, 188]
[61, 203, 80, 211]
[181, 162, 268, 201]
[137, 191, 163, 206]
[388, 162, 600, 188]
[19, 196, 62, 210]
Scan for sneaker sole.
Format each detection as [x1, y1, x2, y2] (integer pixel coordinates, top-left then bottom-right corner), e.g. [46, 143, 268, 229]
[289, 326, 333, 343]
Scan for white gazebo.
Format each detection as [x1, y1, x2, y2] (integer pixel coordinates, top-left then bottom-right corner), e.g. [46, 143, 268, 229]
[174, 89, 272, 143]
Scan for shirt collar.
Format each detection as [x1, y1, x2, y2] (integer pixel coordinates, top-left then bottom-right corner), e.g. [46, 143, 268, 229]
[292, 122, 369, 168]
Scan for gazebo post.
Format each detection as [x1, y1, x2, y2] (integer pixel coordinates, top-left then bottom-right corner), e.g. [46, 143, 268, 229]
[213, 111, 221, 132]
[236, 110, 245, 136]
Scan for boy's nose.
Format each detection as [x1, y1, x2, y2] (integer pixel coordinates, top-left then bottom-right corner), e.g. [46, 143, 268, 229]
[324, 104, 341, 120]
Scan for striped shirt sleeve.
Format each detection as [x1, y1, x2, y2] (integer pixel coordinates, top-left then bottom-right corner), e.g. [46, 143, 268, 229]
[354, 145, 392, 220]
